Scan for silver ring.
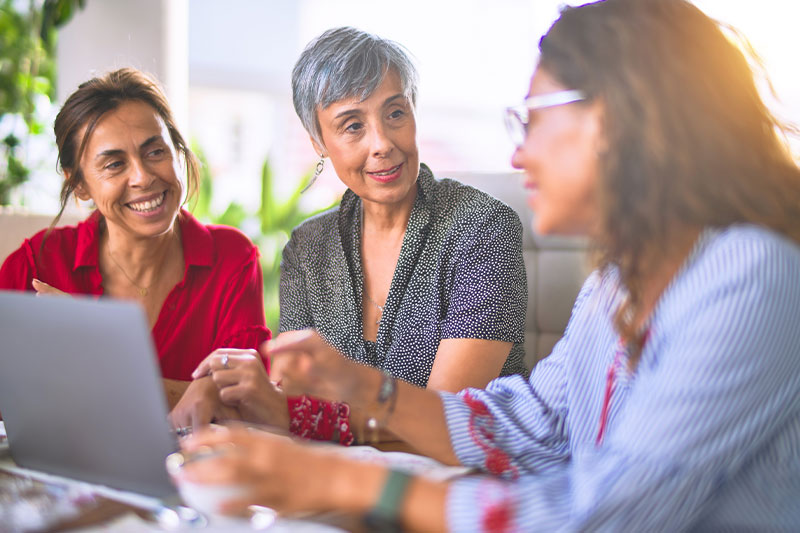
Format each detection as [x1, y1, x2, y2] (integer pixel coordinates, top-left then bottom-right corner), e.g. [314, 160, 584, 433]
[220, 353, 229, 369]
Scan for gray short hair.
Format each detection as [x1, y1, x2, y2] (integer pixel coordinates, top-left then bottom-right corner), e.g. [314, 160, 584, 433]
[291, 27, 419, 150]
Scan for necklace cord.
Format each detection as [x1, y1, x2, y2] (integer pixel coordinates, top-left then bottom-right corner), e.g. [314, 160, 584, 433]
[360, 202, 387, 325]
[107, 248, 156, 296]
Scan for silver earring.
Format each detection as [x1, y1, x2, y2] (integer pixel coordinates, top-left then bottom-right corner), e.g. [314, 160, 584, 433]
[302, 154, 325, 193]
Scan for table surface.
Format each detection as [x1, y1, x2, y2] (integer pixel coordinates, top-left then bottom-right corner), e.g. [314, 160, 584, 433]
[0, 421, 466, 531]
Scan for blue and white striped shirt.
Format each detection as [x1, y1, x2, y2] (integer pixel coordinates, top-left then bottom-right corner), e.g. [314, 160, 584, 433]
[442, 225, 800, 531]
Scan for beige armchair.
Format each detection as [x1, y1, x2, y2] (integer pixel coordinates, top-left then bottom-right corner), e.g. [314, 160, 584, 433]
[449, 172, 591, 370]
[1, 176, 590, 372]
[0, 207, 85, 267]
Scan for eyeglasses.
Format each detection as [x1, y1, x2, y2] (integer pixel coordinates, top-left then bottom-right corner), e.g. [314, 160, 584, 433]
[504, 89, 587, 146]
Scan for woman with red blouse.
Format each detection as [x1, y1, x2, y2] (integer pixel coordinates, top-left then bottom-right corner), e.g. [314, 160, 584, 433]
[0, 68, 270, 422]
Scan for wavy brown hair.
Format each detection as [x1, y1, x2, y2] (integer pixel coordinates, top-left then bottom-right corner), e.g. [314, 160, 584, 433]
[538, 0, 800, 361]
[51, 67, 199, 229]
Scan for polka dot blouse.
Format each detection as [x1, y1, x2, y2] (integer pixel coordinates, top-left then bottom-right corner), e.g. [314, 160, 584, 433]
[279, 163, 529, 387]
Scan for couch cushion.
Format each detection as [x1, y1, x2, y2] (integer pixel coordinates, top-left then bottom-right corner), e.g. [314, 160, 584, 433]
[446, 172, 591, 369]
[0, 207, 85, 267]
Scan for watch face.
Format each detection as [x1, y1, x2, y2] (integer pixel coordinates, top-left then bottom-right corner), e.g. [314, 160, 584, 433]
[362, 511, 403, 533]
[365, 469, 411, 532]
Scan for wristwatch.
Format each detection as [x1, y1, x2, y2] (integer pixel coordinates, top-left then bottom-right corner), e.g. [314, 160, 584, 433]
[362, 469, 412, 532]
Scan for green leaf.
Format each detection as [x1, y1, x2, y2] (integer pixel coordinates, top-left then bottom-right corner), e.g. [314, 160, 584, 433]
[259, 158, 274, 233]
[7, 155, 30, 183]
[188, 140, 213, 221]
[41, 0, 84, 44]
[3, 134, 20, 148]
[1, 0, 82, 203]
[216, 202, 248, 228]
[272, 165, 312, 227]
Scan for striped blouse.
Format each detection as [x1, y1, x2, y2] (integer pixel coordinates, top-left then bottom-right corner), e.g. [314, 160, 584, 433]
[442, 224, 800, 532]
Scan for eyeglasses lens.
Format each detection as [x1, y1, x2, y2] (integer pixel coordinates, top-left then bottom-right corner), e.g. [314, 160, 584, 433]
[504, 109, 527, 146]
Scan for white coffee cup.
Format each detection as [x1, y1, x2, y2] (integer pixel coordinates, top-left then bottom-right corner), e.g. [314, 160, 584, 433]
[166, 448, 248, 518]
[175, 480, 248, 517]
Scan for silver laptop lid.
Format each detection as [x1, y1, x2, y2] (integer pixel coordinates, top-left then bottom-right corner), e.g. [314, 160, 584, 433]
[0, 291, 178, 498]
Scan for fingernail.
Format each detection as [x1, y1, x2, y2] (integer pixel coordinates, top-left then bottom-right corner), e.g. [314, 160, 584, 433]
[165, 451, 186, 475]
[167, 444, 235, 473]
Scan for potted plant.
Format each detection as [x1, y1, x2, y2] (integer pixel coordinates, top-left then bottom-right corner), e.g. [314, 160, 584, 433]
[0, 0, 84, 205]
[191, 147, 338, 333]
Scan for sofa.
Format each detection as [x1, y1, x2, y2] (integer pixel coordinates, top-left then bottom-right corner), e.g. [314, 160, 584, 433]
[449, 172, 591, 370]
[0, 206, 84, 269]
[1, 176, 590, 371]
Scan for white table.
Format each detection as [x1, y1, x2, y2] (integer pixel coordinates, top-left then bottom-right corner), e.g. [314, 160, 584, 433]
[0, 422, 465, 531]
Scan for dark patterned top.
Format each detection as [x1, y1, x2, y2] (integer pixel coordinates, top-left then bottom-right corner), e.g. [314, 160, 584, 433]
[279, 164, 528, 387]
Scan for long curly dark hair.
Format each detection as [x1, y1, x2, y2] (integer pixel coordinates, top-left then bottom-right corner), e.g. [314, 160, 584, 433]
[539, 0, 800, 363]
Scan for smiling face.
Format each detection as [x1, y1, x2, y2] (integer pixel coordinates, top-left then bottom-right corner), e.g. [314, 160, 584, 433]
[313, 69, 420, 210]
[72, 100, 183, 240]
[511, 68, 604, 236]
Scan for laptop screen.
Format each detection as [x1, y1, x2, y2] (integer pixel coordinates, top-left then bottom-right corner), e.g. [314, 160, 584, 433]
[0, 291, 178, 498]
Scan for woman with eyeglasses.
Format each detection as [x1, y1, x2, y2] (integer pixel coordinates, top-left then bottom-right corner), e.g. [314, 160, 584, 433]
[173, 0, 800, 530]
[172, 27, 529, 442]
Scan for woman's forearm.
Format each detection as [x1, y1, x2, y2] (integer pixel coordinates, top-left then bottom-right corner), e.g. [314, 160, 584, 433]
[427, 338, 511, 392]
[178, 426, 451, 531]
[266, 331, 460, 462]
[348, 368, 460, 464]
[326, 458, 450, 532]
[401, 476, 449, 532]
[163, 378, 190, 410]
[387, 381, 460, 464]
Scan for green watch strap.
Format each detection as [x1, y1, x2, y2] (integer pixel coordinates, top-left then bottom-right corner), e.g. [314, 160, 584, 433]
[365, 469, 412, 531]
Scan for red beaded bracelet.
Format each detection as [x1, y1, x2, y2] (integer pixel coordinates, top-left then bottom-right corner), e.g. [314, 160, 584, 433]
[287, 395, 354, 446]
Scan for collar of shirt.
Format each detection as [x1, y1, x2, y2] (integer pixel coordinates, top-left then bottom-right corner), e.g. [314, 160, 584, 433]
[335, 163, 436, 366]
[71, 208, 214, 279]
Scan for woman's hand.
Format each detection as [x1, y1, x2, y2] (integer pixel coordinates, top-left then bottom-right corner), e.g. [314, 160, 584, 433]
[172, 426, 449, 530]
[266, 331, 459, 464]
[191, 348, 290, 429]
[172, 425, 383, 516]
[262, 330, 380, 408]
[169, 374, 242, 429]
[32, 278, 68, 296]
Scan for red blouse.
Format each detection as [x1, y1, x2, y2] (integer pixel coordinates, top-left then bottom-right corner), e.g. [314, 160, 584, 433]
[0, 209, 271, 380]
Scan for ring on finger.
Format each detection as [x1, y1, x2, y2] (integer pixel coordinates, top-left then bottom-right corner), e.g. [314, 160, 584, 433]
[220, 353, 230, 369]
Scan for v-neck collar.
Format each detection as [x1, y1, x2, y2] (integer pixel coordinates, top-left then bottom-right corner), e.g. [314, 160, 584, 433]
[337, 164, 436, 368]
[71, 208, 213, 295]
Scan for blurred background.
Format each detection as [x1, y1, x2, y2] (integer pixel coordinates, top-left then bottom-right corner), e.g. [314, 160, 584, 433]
[2, 0, 798, 330]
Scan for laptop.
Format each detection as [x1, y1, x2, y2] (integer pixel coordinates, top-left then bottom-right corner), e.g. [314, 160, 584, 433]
[0, 290, 178, 499]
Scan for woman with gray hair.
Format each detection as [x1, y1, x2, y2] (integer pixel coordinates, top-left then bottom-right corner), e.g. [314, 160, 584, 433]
[184, 27, 528, 444]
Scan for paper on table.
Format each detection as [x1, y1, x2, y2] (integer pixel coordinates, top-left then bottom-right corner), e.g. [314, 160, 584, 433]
[75, 509, 348, 532]
[0, 468, 100, 532]
[0, 458, 165, 511]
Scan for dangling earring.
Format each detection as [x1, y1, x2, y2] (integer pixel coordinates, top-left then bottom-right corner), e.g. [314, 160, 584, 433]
[302, 154, 325, 193]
